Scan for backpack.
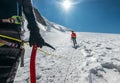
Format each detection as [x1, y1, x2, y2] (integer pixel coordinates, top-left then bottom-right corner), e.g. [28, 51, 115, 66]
[71, 32, 76, 38]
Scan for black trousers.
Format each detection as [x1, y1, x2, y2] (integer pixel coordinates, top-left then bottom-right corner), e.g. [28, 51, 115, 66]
[0, 24, 22, 83]
[71, 37, 77, 46]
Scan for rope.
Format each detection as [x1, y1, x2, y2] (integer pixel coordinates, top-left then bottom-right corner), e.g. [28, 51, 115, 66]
[38, 48, 64, 59]
[25, 43, 64, 59]
[0, 34, 64, 59]
[0, 34, 22, 43]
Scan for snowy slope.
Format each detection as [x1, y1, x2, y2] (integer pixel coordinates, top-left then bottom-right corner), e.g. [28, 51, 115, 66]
[14, 20, 120, 83]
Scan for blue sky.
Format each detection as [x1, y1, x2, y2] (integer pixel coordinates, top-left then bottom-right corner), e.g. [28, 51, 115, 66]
[33, 0, 120, 34]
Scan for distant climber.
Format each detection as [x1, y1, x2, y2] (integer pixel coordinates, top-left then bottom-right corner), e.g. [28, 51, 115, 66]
[71, 31, 77, 47]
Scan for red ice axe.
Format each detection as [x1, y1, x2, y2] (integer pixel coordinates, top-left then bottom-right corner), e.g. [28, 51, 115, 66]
[30, 43, 55, 83]
[30, 44, 38, 83]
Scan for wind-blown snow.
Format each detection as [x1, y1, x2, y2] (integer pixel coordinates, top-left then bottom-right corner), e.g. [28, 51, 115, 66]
[14, 21, 120, 83]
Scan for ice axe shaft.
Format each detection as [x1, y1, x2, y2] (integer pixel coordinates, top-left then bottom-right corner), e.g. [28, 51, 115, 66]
[30, 42, 55, 83]
[30, 44, 38, 83]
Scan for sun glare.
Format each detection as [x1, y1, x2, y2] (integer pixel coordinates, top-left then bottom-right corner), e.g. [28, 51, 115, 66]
[56, 0, 82, 12]
[62, 0, 72, 11]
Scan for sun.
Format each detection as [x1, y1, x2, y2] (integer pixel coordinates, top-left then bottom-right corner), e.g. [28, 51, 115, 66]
[62, 0, 71, 10]
[61, 0, 72, 11]
[56, 0, 82, 12]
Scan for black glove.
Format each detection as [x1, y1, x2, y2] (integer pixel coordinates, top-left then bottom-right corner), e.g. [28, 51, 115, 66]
[29, 31, 45, 48]
[28, 24, 45, 48]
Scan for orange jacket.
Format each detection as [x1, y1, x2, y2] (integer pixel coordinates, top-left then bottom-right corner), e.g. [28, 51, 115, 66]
[71, 32, 76, 38]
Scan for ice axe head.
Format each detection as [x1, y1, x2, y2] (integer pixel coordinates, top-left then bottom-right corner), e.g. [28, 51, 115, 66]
[44, 42, 56, 50]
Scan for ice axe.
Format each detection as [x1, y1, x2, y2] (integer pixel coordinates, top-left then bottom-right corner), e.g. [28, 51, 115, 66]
[30, 42, 55, 83]
[30, 44, 37, 83]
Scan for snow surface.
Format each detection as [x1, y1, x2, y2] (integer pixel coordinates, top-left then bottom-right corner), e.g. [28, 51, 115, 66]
[14, 21, 120, 83]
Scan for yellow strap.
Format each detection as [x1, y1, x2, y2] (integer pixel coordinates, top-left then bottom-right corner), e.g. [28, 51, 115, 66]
[0, 34, 22, 43]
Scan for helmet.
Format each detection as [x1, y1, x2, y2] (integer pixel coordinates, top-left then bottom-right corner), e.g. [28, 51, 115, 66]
[71, 31, 74, 33]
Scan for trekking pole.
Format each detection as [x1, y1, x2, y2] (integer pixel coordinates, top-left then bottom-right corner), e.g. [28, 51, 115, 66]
[30, 44, 38, 83]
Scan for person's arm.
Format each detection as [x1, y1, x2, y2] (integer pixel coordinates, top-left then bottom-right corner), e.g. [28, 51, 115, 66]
[22, 0, 55, 50]
[22, 0, 38, 31]
[22, 0, 44, 48]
